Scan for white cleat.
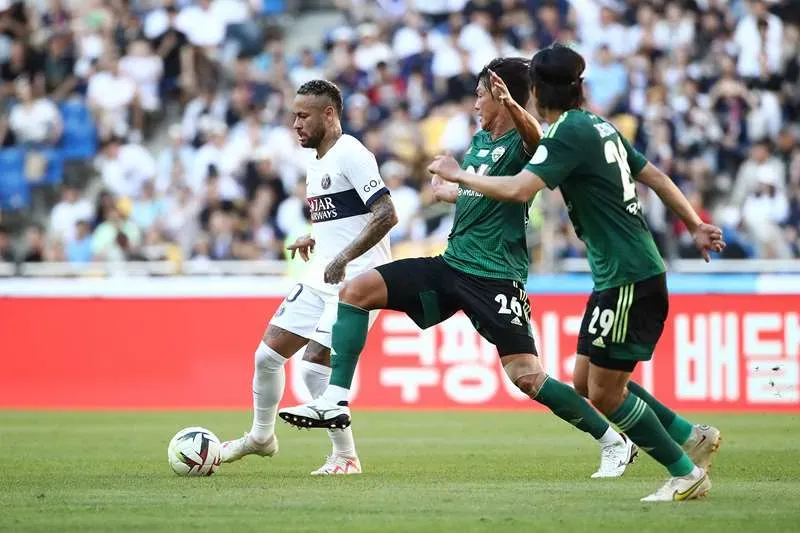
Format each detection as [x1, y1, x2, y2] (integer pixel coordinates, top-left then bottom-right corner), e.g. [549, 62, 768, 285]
[683, 424, 721, 471]
[278, 398, 351, 429]
[640, 469, 711, 502]
[220, 433, 278, 463]
[311, 455, 362, 475]
[592, 433, 639, 478]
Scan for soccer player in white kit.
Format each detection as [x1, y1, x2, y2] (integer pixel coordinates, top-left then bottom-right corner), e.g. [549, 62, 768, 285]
[219, 80, 397, 474]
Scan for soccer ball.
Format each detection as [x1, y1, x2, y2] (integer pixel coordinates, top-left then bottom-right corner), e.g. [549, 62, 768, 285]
[167, 427, 221, 476]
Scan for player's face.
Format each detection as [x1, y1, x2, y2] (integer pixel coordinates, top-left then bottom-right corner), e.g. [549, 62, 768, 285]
[474, 80, 500, 130]
[292, 95, 330, 149]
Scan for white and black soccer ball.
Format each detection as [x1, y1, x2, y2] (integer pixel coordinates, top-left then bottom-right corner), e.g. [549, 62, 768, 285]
[167, 427, 221, 476]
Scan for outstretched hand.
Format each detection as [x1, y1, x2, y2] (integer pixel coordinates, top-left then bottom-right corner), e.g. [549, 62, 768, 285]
[489, 69, 511, 103]
[693, 223, 726, 262]
[287, 234, 315, 262]
[427, 154, 462, 183]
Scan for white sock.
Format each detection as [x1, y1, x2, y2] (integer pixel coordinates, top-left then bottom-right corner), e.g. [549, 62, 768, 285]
[250, 341, 288, 443]
[301, 361, 357, 458]
[321, 384, 350, 404]
[598, 426, 625, 447]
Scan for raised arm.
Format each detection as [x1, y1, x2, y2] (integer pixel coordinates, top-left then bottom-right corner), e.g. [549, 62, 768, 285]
[489, 70, 542, 154]
[324, 194, 398, 283]
[635, 162, 725, 261]
[427, 155, 546, 204]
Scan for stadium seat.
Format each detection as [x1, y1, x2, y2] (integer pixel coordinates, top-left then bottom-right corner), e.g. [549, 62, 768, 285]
[59, 100, 91, 123]
[261, 0, 285, 15]
[61, 119, 98, 161]
[0, 147, 25, 173]
[39, 149, 64, 186]
[0, 171, 31, 210]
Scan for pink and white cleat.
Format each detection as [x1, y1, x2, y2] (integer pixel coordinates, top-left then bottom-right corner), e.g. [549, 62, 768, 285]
[310, 455, 362, 475]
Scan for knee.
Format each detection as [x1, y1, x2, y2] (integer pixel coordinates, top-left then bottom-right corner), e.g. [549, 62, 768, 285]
[573, 376, 589, 399]
[338, 275, 381, 309]
[254, 341, 287, 372]
[513, 372, 548, 398]
[588, 386, 626, 416]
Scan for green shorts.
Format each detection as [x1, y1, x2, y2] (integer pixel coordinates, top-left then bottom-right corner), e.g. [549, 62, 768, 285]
[577, 273, 668, 372]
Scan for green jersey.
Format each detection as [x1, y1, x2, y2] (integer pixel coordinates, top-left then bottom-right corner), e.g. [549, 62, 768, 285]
[443, 129, 531, 284]
[525, 109, 666, 291]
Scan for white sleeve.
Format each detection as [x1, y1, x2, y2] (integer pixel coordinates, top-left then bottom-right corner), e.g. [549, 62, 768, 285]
[339, 140, 389, 207]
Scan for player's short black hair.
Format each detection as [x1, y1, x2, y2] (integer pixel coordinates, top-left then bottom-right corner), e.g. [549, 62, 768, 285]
[478, 57, 531, 107]
[529, 44, 585, 111]
[296, 79, 344, 118]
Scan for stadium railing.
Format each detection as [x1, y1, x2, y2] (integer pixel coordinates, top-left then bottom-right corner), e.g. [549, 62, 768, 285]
[2, 258, 799, 278]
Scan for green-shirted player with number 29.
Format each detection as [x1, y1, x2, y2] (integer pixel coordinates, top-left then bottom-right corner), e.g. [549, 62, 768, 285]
[428, 45, 726, 502]
[280, 57, 640, 479]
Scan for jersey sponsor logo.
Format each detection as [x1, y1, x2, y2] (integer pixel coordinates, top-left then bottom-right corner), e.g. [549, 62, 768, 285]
[457, 188, 483, 198]
[307, 189, 370, 223]
[593, 122, 616, 138]
[530, 145, 548, 164]
[362, 179, 381, 193]
[626, 201, 642, 215]
[490, 146, 506, 162]
[321, 174, 331, 190]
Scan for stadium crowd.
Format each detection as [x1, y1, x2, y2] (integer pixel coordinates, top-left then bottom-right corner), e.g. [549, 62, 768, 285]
[0, 0, 798, 269]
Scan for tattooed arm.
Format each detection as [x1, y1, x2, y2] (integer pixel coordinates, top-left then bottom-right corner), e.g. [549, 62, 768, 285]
[323, 193, 398, 283]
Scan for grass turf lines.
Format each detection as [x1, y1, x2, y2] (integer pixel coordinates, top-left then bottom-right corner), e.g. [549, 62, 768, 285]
[1, 411, 798, 533]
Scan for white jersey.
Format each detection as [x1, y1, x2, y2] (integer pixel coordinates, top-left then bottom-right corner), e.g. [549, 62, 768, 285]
[304, 134, 392, 294]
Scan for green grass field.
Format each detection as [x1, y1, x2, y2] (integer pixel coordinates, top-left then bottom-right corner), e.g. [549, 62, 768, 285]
[1, 411, 798, 533]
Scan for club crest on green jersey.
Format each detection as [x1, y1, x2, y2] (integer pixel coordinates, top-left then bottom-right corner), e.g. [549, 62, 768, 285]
[491, 146, 506, 162]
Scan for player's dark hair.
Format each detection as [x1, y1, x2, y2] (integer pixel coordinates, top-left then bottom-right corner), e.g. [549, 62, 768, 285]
[296, 79, 344, 118]
[479, 57, 531, 107]
[529, 44, 585, 111]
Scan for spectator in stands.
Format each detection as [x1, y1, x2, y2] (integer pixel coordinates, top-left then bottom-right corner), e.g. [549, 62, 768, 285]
[289, 47, 323, 89]
[190, 121, 242, 199]
[1, 41, 41, 92]
[742, 171, 792, 258]
[66, 219, 94, 263]
[585, 44, 627, 116]
[732, 139, 786, 205]
[734, 0, 783, 84]
[41, 30, 79, 101]
[382, 159, 420, 244]
[119, 39, 164, 138]
[276, 178, 307, 240]
[206, 208, 236, 260]
[176, 0, 225, 49]
[131, 180, 165, 231]
[147, 4, 189, 100]
[156, 124, 195, 193]
[0, 224, 13, 263]
[22, 223, 46, 262]
[8, 77, 61, 148]
[99, 136, 157, 199]
[354, 22, 392, 72]
[87, 56, 137, 141]
[91, 198, 142, 262]
[49, 183, 93, 244]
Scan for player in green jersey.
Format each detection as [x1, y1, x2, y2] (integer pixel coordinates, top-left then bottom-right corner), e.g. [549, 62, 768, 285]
[281, 58, 640, 479]
[428, 45, 726, 502]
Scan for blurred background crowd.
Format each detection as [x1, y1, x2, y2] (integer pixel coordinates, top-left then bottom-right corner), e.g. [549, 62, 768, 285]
[0, 0, 798, 274]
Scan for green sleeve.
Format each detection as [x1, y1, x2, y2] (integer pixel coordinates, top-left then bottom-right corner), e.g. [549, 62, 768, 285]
[524, 124, 582, 190]
[618, 133, 648, 176]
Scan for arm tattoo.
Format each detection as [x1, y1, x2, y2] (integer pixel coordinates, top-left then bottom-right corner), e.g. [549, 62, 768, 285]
[340, 193, 397, 262]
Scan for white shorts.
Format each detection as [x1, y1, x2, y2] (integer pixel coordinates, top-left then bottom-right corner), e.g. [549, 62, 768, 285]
[269, 283, 378, 348]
